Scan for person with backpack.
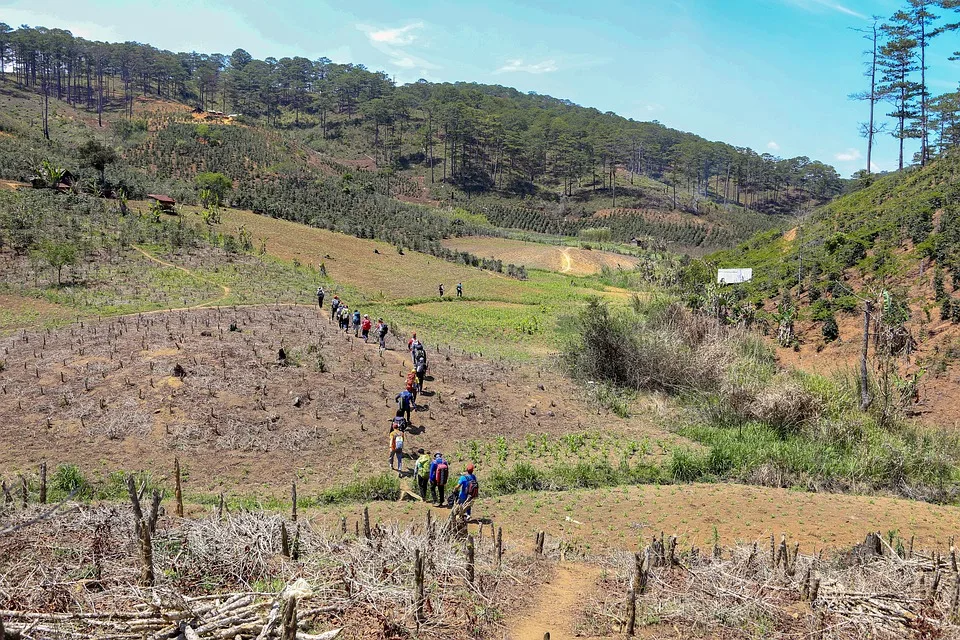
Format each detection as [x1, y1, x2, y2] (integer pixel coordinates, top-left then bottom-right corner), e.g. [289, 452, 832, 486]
[330, 295, 340, 321]
[456, 282, 462, 298]
[408, 333, 422, 364]
[352, 309, 362, 337]
[339, 305, 350, 332]
[429, 452, 449, 506]
[405, 368, 418, 402]
[414, 353, 428, 394]
[414, 448, 432, 500]
[395, 388, 414, 424]
[438, 283, 444, 297]
[361, 314, 372, 342]
[389, 423, 405, 473]
[455, 463, 478, 518]
[376, 318, 388, 353]
[316, 286, 325, 309]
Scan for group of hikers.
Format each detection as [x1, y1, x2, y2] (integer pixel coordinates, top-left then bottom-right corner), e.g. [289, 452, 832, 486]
[318, 287, 389, 352]
[438, 282, 464, 298]
[317, 284, 479, 518]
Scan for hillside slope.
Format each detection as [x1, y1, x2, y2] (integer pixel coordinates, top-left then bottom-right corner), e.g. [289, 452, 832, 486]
[707, 153, 960, 427]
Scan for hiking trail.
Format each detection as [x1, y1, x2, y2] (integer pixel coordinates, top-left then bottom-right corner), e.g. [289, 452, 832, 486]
[507, 561, 602, 640]
[559, 247, 573, 274]
[130, 245, 232, 311]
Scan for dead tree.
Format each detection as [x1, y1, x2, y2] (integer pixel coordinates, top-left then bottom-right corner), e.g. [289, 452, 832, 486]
[126, 475, 159, 587]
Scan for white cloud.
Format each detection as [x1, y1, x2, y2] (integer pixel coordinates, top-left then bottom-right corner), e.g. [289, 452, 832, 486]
[784, 0, 867, 19]
[767, 141, 780, 151]
[364, 22, 423, 46]
[357, 21, 439, 72]
[494, 59, 559, 74]
[835, 148, 862, 162]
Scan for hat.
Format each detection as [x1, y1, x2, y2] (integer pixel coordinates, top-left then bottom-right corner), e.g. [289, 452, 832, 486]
[364, 314, 369, 318]
[466, 463, 475, 472]
[412, 332, 417, 337]
[434, 451, 442, 458]
[418, 448, 425, 454]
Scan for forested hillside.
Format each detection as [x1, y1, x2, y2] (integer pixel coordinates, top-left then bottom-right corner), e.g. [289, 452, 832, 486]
[0, 23, 845, 253]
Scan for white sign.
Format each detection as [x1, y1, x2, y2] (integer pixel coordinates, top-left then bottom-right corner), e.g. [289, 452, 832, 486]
[717, 268, 753, 284]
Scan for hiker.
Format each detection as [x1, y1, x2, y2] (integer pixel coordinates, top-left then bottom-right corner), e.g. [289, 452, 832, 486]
[316, 286, 325, 309]
[395, 388, 414, 424]
[389, 422, 405, 473]
[438, 283, 444, 297]
[340, 305, 351, 332]
[429, 452, 449, 506]
[456, 282, 462, 298]
[330, 295, 340, 321]
[405, 368, 418, 402]
[376, 318, 389, 353]
[454, 463, 479, 518]
[361, 314, 372, 342]
[414, 448, 432, 500]
[414, 351, 428, 394]
[408, 333, 421, 364]
[352, 309, 362, 337]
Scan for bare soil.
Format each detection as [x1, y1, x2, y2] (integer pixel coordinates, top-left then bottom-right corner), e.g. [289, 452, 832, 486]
[0, 305, 648, 496]
[441, 236, 640, 276]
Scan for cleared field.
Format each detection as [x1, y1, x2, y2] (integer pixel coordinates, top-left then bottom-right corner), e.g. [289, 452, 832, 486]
[313, 482, 960, 552]
[442, 235, 640, 275]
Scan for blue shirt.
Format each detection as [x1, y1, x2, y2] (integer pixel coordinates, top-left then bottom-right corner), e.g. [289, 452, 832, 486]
[456, 473, 477, 502]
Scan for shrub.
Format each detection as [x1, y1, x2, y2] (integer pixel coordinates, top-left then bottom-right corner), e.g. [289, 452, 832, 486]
[669, 448, 708, 482]
[316, 473, 399, 504]
[822, 316, 839, 342]
[749, 380, 822, 435]
[52, 464, 90, 499]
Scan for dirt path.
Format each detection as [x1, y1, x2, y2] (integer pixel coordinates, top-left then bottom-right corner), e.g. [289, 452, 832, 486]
[508, 562, 601, 640]
[560, 248, 573, 274]
[130, 245, 233, 311]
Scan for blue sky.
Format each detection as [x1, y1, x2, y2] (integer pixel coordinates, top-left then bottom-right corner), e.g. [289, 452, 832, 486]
[2, 0, 959, 175]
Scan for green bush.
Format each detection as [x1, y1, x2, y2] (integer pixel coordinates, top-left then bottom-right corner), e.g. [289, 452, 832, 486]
[669, 448, 708, 482]
[316, 472, 400, 504]
[52, 464, 90, 499]
[822, 316, 839, 342]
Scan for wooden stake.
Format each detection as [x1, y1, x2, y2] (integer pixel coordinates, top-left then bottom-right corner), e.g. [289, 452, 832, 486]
[496, 526, 503, 567]
[217, 493, 224, 520]
[174, 457, 184, 518]
[466, 535, 475, 584]
[291, 481, 298, 523]
[280, 522, 290, 558]
[625, 588, 637, 635]
[363, 506, 371, 539]
[414, 548, 426, 625]
[280, 596, 297, 640]
[38, 462, 47, 505]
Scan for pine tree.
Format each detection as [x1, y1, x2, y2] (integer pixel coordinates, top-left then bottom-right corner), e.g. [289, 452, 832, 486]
[879, 12, 922, 170]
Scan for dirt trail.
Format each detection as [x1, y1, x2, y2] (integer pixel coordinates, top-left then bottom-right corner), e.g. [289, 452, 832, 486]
[130, 245, 233, 310]
[560, 247, 573, 274]
[508, 562, 602, 640]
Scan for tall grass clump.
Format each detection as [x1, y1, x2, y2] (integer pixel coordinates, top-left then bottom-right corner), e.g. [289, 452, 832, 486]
[316, 472, 400, 505]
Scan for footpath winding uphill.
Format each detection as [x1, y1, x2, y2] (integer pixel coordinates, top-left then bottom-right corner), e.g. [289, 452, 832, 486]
[507, 562, 602, 640]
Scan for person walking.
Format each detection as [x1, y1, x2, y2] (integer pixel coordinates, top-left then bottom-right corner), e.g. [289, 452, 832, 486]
[361, 314, 372, 342]
[389, 423, 405, 473]
[429, 452, 449, 506]
[352, 309, 362, 337]
[316, 286, 325, 309]
[414, 351, 428, 394]
[376, 318, 388, 353]
[438, 283, 444, 297]
[395, 388, 414, 424]
[414, 448, 431, 500]
[340, 305, 351, 332]
[454, 463, 479, 519]
[330, 295, 340, 321]
[456, 282, 462, 298]
[408, 333, 421, 364]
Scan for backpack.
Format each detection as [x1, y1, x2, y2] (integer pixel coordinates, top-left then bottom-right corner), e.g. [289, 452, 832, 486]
[415, 361, 427, 376]
[417, 457, 430, 479]
[434, 462, 449, 485]
[393, 432, 404, 450]
[413, 343, 426, 362]
[378, 323, 389, 338]
[399, 391, 413, 409]
[466, 477, 479, 499]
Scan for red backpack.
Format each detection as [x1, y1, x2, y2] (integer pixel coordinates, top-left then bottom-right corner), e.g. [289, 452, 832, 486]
[434, 462, 449, 485]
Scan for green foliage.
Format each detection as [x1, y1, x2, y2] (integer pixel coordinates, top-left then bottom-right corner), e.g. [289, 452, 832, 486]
[33, 239, 78, 285]
[51, 464, 90, 499]
[316, 472, 400, 504]
[195, 172, 232, 206]
[78, 139, 118, 182]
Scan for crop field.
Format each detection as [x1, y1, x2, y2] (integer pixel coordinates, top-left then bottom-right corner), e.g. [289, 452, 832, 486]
[441, 236, 641, 275]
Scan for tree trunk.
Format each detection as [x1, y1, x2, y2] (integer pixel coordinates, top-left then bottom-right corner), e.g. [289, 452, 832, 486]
[860, 300, 873, 411]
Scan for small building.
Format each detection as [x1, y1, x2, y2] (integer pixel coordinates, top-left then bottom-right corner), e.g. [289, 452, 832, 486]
[146, 194, 176, 212]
